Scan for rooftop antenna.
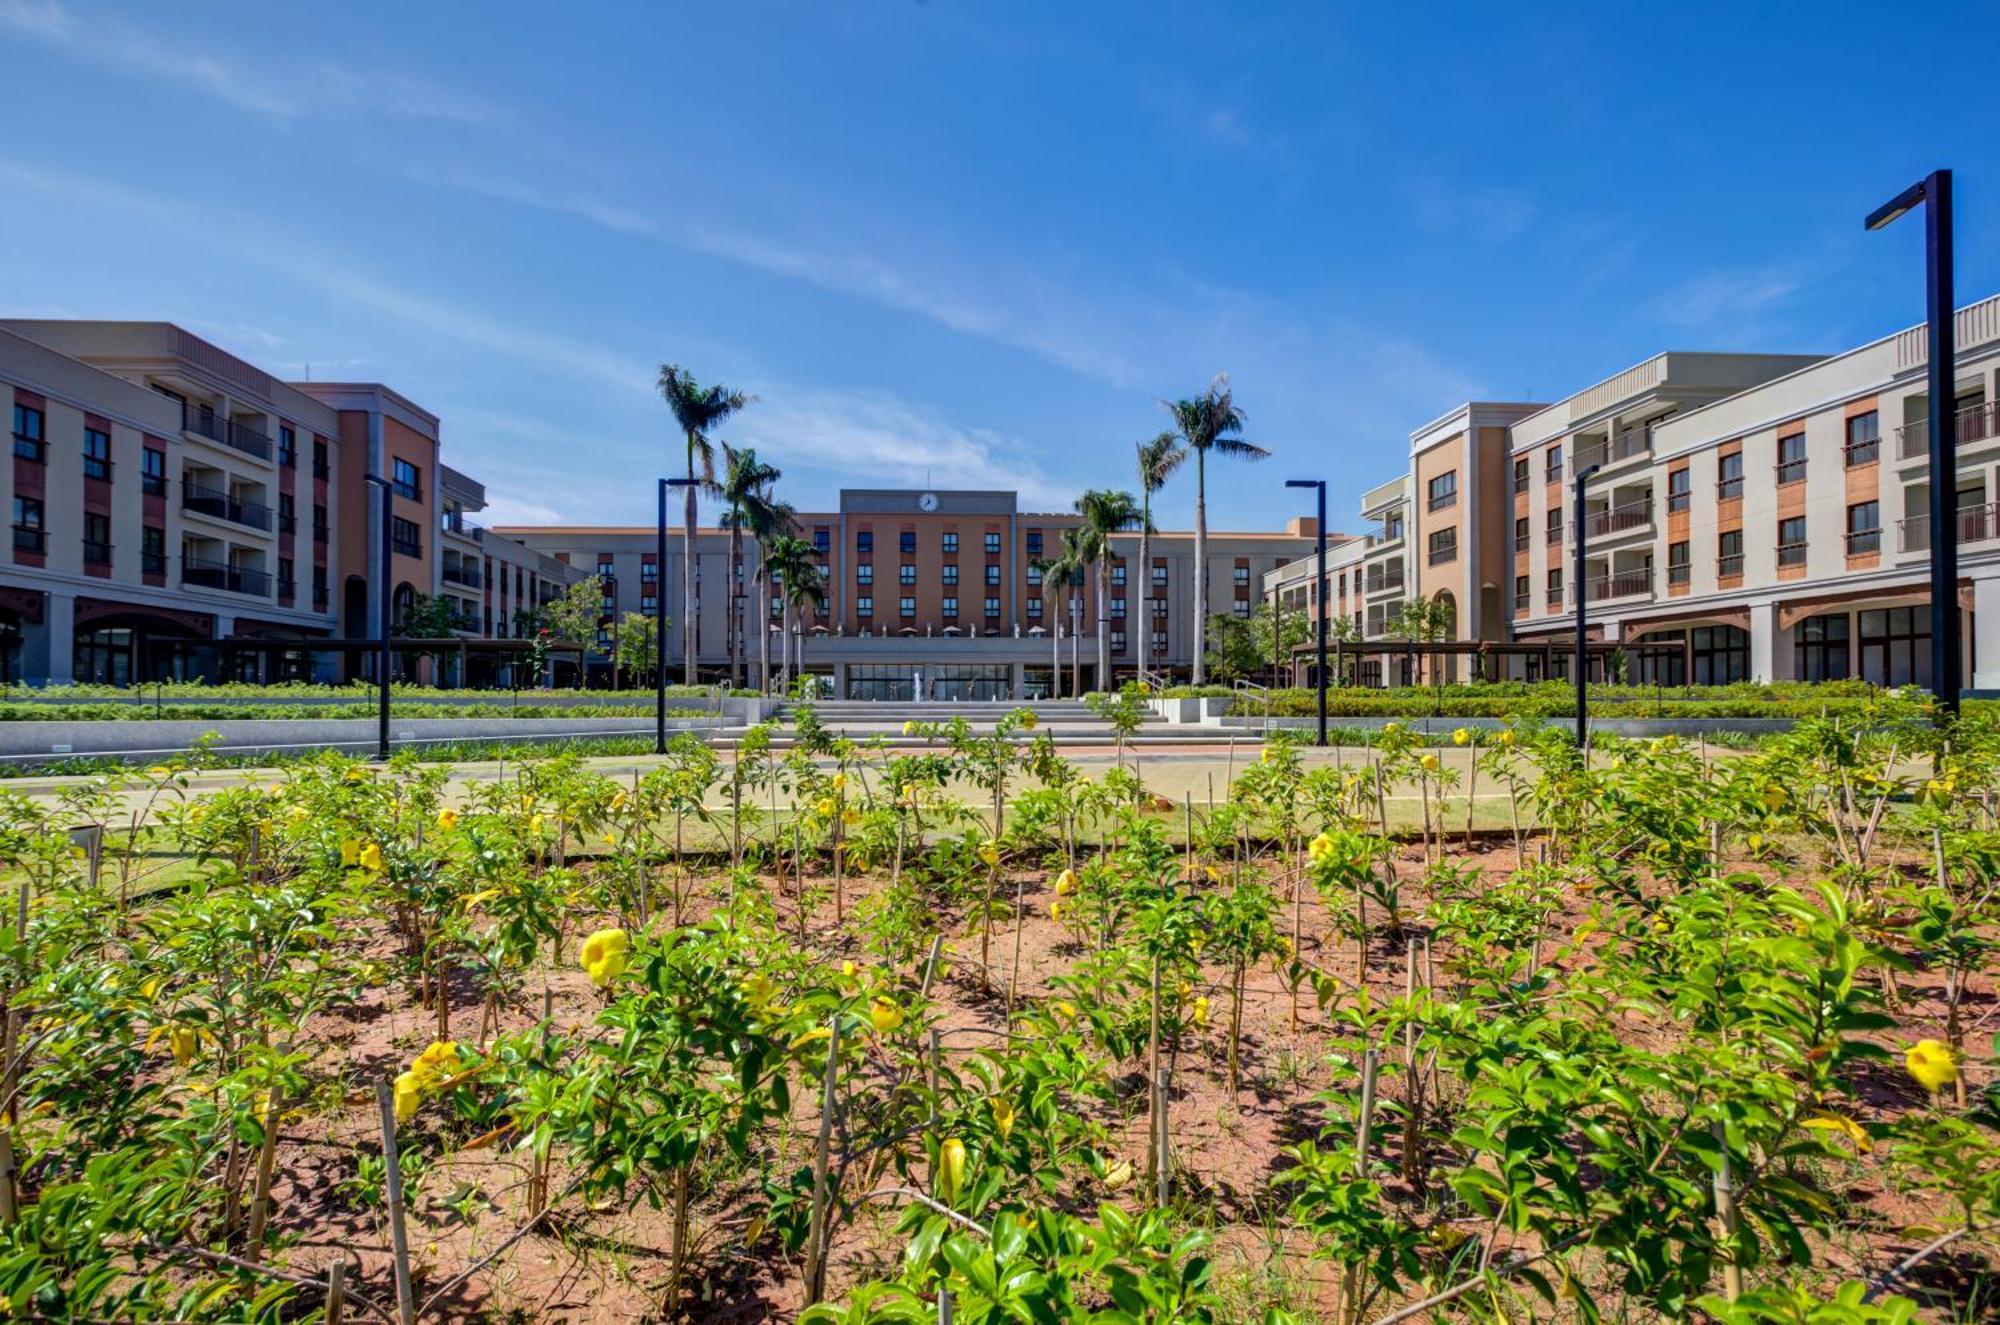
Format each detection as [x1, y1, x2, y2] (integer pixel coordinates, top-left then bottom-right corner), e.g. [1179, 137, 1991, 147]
[304, 362, 311, 381]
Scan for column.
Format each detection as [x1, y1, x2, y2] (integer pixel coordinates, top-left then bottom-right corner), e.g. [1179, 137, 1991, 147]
[1973, 576, 2000, 689]
[1748, 600, 1779, 684]
[44, 590, 75, 685]
[1010, 661, 1025, 700]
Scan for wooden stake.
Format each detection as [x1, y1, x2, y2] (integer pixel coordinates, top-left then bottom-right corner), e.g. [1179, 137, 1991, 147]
[374, 1080, 417, 1325]
[803, 1017, 842, 1305]
[919, 933, 946, 998]
[1355, 1049, 1379, 1177]
[245, 1085, 285, 1261]
[1713, 1121, 1743, 1301]
[1153, 1065, 1172, 1209]
[324, 1261, 347, 1325]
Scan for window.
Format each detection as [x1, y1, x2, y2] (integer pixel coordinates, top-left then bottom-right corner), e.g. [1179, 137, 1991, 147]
[1151, 598, 1169, 617]
[900, 530, 917, 554]
[11, 404, 44, 462]
[1514, 516, 1530, 552]
[1860, 606, 1932, 687]
[1776, 432, 1807, 485]
[312, 438, 329, 479]
[141, 526, 166, 575]
[1514, 573, 1530, 612]
[1546, 444, 1562, 480]
[1026, 565, 1041, 587]
[1152, 564, 1168, 586]
[1777, 515, 1807, 566]
[313, 503, 329, 543]
[12, 497, 43, 553]
[142, 446, 166, 496]
[1668, 540, 1690, 585]
[977, 563, 995, 586]
[1233, 599, 1251, 617]
[856, 595, 873, 616]
[277, 493, 296, 533]
[857, 530, 874, 552]
[1546, 567, 1563, 608]
[985, 532, 1001, 554]
[1513, 456, 1530, 492]
[1110, 596, 1127, 618]
[82, 512, 111, 564]
[984, 597, 1000, 617]
[640, 560, 658, 583]
[1111, 563, 1126, 587]
[1845, 411, 1880, 466]
[813, 527, 830, 553]
[1426, 470, 1458, 512]
[83, 427, 111, 481]
[1546, 508, 1563, 544]
[277, 556, 295, 597]
[1111, 629, 1127, 652]
[391, 516, 422, 558]
[1718, 528, 1744, 578]
[278, 426, 297, 468]
[1841, 500, 1881, 556]
[1717, 452, 1744, 499]
[1151, 629, 1169, 653]
[899, 596, 916, 618]
[1232, 566, 1250, 585]
[857, 564, 873, 585]
[640, 593, 658, 616]
[392, 458, 421, 501]
[312, 564, 328, 608]
[1026, 597, 1043, 619]
[1025, 529, 1042, 555]
[1795, 614, 1851, 681]
[1691, 625, 1750, 684]
[942, 531, 959, 554]
[1667, 467, 1690, 513]
[941, 597, 958, 617]
[899, 564, 916, 585]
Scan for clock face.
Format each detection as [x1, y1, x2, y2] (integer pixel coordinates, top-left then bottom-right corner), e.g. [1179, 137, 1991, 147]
[917, 492, 939, 512]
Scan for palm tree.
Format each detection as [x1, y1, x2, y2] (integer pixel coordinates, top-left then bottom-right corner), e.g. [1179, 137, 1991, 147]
[1034, 527, 1091, 698]
[1161, 375, 1267, 685]
[713, 444, 782, 688]
[763, 533, 823, 691]
[1073, 488, 1143, 690]
[657, 366, 756, 684]
[1134, 431, 1186, 662]
[747, 498, 797, 692]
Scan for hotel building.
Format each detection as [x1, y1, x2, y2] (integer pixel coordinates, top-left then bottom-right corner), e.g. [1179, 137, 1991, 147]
[1269, 292, 2000, 691]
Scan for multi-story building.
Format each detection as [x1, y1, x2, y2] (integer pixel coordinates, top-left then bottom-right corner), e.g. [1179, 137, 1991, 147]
[0, 321, 578, 686]
[498, 488, 1319, 697]
[1269, 292, 2000, 691]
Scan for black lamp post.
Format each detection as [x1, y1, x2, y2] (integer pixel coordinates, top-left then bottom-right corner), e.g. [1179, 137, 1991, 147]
[1867, 169, 1959, 715]
[1571, 463, 1600, 750]
[1285, 479, 1328, 746]
[362, 474, 393, 761]
[659, 477, 700, 754]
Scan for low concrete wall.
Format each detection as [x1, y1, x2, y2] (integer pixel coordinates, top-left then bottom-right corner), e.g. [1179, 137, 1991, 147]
[1221, 715, 1797, 738]
[0, 716, 732, 764]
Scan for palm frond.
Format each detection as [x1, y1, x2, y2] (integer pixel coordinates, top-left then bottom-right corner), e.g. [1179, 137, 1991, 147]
[1137, 431, 1188, 493]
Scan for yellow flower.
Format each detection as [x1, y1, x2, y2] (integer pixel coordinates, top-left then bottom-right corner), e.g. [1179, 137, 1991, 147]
[1383, 721, 1399, 734]
[610, 791, 629, 811]
[1053, 1000, 1078, 1022]
[358, 842, 384, 873]
[1019, 711, 1038, 731]
[346, 767, 368, 782]
[1762, 785, 1786, 812]
[1498, 730, 1517, 747]
[1802, 1112, 1873, 1154]
[1191, 996, 1209, 1028]
[815, 798, 836, 818]
[902, 720, 918, 737]
[145, 765, 173, 780]
[529, 814, 545, 836]
[741, 973, 776, 1008]
[842, 808, 861, 828]
[1103, 1159, 1133, 1191]
[1452, 728, 1471, 746]
[340, 839, 361, 868]
[850, 855, 870, 873]
[169, 1026, 198, 1066]
[287, 806, 309, 825]
[581, 928, 631, 989]
[938, 1138, 967, 1199]
[393, 1070, 424, 1123]
[830, 773, 847, 792]
[1906, 1039, 1959, 1093]
[841, 960, 859, 979]
[790, 1026, 832, 1052]
[992, 1097, 1015, 1139]
[1054, 868, 1076, 896]
[869, 996, 904, 1034]
[1049, 901, 1064, 922]
[1203, 865, 1221, 882]
[1135, 681, 1152, 697]
[411, 1040, 462, 1086]
[979, 841, 1001, 867]
[1420, 753, 1440, 773]
[436, 808, 459, 830]
[1307, 833, 1336, 861]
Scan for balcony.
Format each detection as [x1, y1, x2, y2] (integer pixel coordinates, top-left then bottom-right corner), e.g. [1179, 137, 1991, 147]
[12, 527, 44, 554]
[183, 558, 271, 596]
[442, 563, 484, 589]
[180, 403, 273, 462]
[1845, 527, 1882, 556]
[1898, 501, 2000, 553]
[1363, 566, 1405, 595]
[1585, 500, 1653, 538]
[182, 480, 272, 531]
[1896, 400, 2000, 460]
[1360, 477, 1407, 516]
[1588, 568, 1653, 602]
[1572, 424, 1654, 473]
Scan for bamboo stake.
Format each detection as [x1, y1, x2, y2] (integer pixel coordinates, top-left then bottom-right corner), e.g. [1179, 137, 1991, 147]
[245, 1085, 285, 1261]
[373, 1081, 417, 1325]
[1355, 1049, 1379, 1176]
[919, 933, 945, 998]
[1713, 1121, 1743, 1301]
[1153, 1065, 1172, 1209]
[803, 1017, 842, 1305]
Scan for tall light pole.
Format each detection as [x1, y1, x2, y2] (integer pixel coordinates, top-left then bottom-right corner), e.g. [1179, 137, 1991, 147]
[362, 474, 393, 761]
[1571, 462, 1600, 750]
[659, 477, 700, 754]
[1286, 479, 1328, 746]
[1867, 169, 1958, 715]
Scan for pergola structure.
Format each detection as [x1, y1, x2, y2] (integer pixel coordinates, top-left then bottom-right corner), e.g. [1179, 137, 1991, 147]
[141, 635, 589, 688]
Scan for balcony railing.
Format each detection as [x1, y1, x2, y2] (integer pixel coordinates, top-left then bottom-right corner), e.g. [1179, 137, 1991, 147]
[277, 576, 296, 599]
[1573, 424, 1654, 473]
[442, 564, 484, 589]
[314, 522, 329, 545]
[1514, 533, 1530, 553]
[1776, 457, 1808, 485]
[1588, 568, 1653, 601]
[142, 550, 167, 575]
[181, 403, 272, 461]
[182, 480, 272, 531]
[1546, 524, 1563, 546]
[183, 558, 271, 596]
[1895, 400, 2000, 460]
[313, 588, 330, 611]
[1363, 566, 1405, 594]
[1845, 528, 1882, 556]
[1545, 587, 1563, 609]
[1426, 489, 1458, 513]
[1427, 541, 1458, 566]
[83, 539, 112, 565]
[1777, 541, 1808, 568]
[1513, 591, 1530, 613]
[1586, 501, 1652, 537]
[1718, 553, 1744, 579]
[1898, 501, 2000, 552]
[1668, 562, 1690, 586]
[12, 527, 43, 554]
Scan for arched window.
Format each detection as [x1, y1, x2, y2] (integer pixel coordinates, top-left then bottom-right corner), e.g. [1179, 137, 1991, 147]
[391, 583, 417, 631]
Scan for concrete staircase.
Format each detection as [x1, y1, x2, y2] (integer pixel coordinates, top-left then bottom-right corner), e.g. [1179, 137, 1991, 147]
[734, 698, 1253, 747]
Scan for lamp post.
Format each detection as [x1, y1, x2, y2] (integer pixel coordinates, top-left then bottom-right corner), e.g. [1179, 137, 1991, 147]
[1571, 462, 1600, 750]
[1867, 169, 1958, 715]
[362, 474, 393, 761]
[1285, 479, 1328, 746]
[658, 477, 700, 754]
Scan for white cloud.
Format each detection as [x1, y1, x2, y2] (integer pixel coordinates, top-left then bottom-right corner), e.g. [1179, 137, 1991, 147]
[1407, 176, 1537, 243]
[1650, 267, 1802, 332]
[478, 492, 567, 526]
[0, 0, 497, 124]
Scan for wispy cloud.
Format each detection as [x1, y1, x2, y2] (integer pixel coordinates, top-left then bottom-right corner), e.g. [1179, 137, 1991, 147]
[0, 0, 498, 123]
[1650, 266, 1803, 333]
[1406, 176, 1537, 243]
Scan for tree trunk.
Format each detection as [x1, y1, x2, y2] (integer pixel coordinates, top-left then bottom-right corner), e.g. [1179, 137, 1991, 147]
[683, 436, 699, 685]
[727, 518, 743, 688]
[757, 565, 771, 692]
[1192, 450, 1208, 685]
[1137, 502, 1151, 679]
[1097, 553, 1111, 690]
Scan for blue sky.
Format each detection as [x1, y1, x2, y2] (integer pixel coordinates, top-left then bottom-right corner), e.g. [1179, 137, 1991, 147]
[1, 2, 1996, 530]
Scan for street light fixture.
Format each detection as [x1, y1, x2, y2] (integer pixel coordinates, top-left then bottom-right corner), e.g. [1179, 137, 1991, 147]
[361, 473, 393, 761]
[1571, 462, 1601, 750]
[1285, 479, 1328, 747]
[1866, 169, 1958, 715]
[658, 477, 700, 754]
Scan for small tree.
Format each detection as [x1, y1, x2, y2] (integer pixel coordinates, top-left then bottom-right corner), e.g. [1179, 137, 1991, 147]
[532, 579, 609, 688]
[1385, 596, 1456, 698]
[1203, 601, 1309, 683]
[610, 612, 661, 691]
